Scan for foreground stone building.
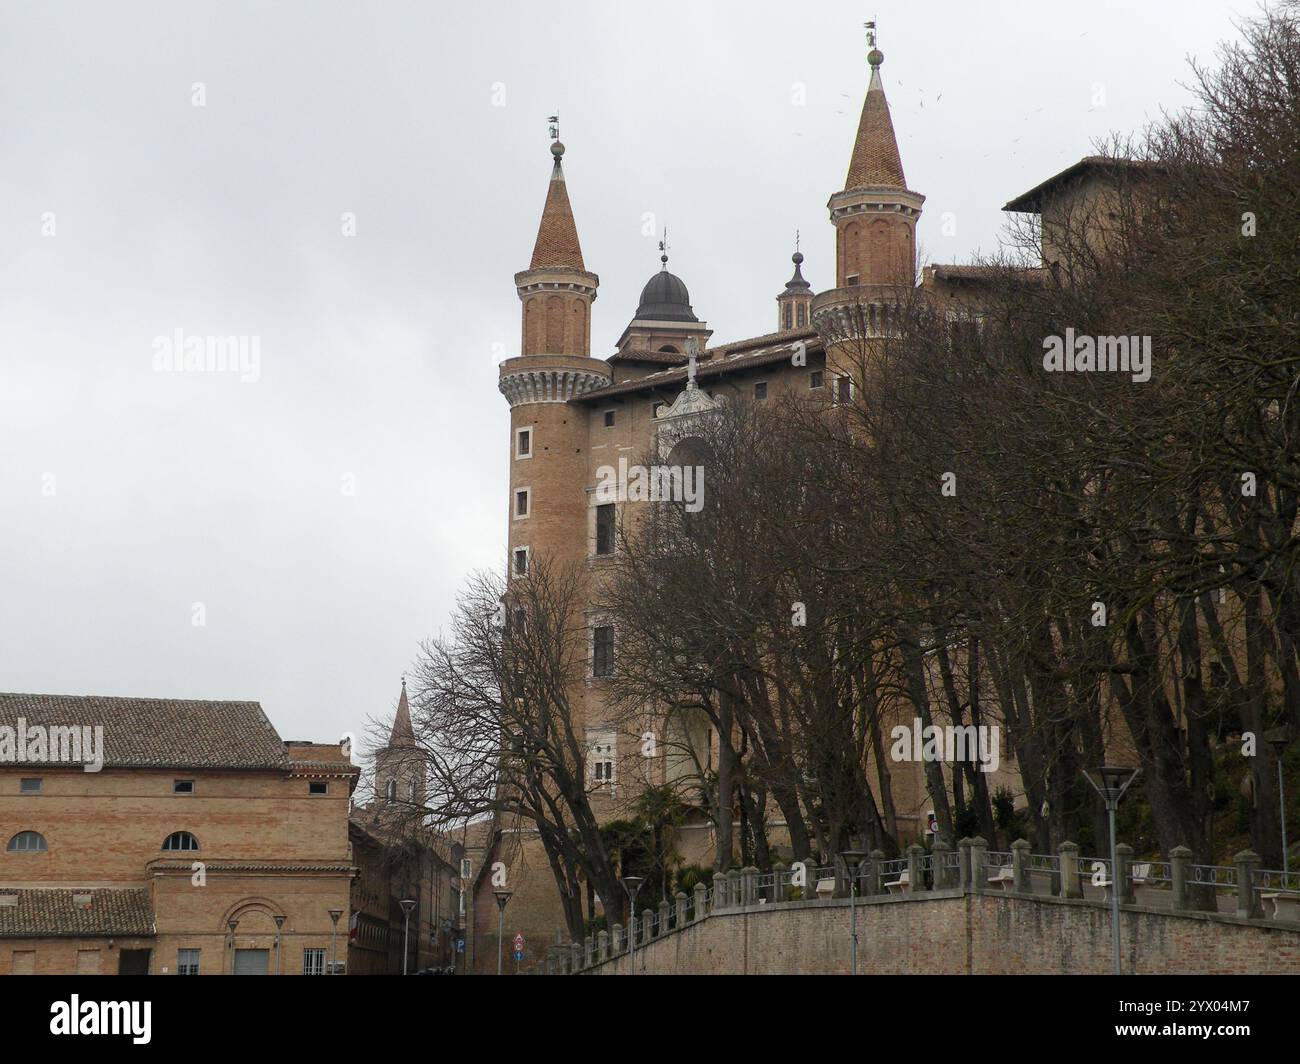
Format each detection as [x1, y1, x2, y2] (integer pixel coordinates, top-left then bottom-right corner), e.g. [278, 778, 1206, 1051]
[0, 692, 357, 974]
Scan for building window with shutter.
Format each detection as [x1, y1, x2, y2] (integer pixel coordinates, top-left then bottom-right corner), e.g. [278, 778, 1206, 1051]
[177, 949, 201, 976]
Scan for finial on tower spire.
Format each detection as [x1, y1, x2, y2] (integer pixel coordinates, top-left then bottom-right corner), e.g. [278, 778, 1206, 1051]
[866, 19, 883, 68]
[548, 114, 564, 163]
[659, 227, 670, 269]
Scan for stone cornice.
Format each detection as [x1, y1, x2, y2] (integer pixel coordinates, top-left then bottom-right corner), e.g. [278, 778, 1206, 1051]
[499, 367, 610, 406]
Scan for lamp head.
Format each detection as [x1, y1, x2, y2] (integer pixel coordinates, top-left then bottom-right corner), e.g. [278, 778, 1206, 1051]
[1084, 765, 1140, 803]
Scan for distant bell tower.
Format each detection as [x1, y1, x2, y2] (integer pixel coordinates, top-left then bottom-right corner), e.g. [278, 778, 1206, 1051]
[498, 124, 611, 579]
[776, 237, 813, 330]
[375, 679, 425, 807]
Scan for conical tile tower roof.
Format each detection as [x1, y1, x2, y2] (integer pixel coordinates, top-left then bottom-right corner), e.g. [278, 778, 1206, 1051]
[529, 142, 586, 270]
[388, 679, 415, 749]
[844, 48, 906, 190]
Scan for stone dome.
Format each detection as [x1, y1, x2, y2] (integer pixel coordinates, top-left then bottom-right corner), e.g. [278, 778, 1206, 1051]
[635, 268, 698, 322]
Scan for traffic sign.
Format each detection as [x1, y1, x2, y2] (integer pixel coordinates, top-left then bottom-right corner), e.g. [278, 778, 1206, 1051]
[513, 932, 524, 950]
[456, 938, 465, 953]
[513, 950, 524, 962]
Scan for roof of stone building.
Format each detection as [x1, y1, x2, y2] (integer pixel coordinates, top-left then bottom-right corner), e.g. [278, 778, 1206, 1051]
[608, 348, 690, 367]
[0, 692, 288, 769]
[529, 143, 585, 271]
[844, 58, 906, 190]
[1002, 155, 1155, 213]
[0, 888, 155, 938]
[286, 758, 362, 777]
[924, 264, 1051, 285]
[584, 327, 821, 400]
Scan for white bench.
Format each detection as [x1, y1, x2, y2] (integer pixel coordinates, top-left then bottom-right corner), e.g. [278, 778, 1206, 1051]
[1100, 862, 1151, 902]
[1262, 892, 1300, 922]
[885, 870, 910, 895]
[815, 878, 835, 899]
[987, 866, 1015, 891]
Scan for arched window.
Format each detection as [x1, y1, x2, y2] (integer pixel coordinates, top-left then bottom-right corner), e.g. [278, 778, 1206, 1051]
[161, 831, 199, 852]
[7, 831, 48, 852]
[386, 779, 397, 802]
[658, 345, 679, 354]
[408, 779, 417, 803]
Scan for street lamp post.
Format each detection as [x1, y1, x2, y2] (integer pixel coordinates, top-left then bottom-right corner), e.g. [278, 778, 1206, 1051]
[273, 914, 286, 976]
[620, 876, 645, 975]
[1265, 728, 1291, 879]
[328, 908, 344, 976]
[399, 899, 417, 975]
[838, 849, 868, 976]
[1084, 765, 1140, 976]
[493, 889, 513, 976]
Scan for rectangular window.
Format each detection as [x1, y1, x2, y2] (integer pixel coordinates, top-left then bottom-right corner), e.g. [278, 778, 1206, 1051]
[595, 503, 616, 556]
[515, 488, 530, 518]
[810, 370, 824, 390]
[19, 778, 41, 794]
[835, 375, 853, 404]
[846, 273, 860, 286]
[797, 304, 807, 327]
[309, 781, 328, 795]
[603, 410, 615, 428]
[173, 780, 194, 794]
[516, 427, 532, 459]
[177, 949, 201, 976]
[754, 381, 768, 400]
[783, 304, 792, 330]
[593, 625, 615, 678]
[303, 948, 327, 976]
[513, 547, 529, 576]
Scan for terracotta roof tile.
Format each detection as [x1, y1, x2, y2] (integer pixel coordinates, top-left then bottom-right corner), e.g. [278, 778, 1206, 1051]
[0, 889, 154, 938]
[529, 162, 585, 270]
[845, 68, 906, 190]
[0, 692, 288, 769]
[584, 327, 821, 400]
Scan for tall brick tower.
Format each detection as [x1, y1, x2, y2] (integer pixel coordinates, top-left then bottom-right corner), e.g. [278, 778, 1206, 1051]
[812, 25, 924, 381]
[499, 134, 611, 577]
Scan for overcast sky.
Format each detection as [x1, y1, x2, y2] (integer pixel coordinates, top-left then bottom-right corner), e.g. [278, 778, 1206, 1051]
[0, 0, 1254, 758]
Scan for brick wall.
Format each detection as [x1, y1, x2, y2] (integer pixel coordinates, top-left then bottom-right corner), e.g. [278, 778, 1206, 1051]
[585, 892, 1300, 975]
